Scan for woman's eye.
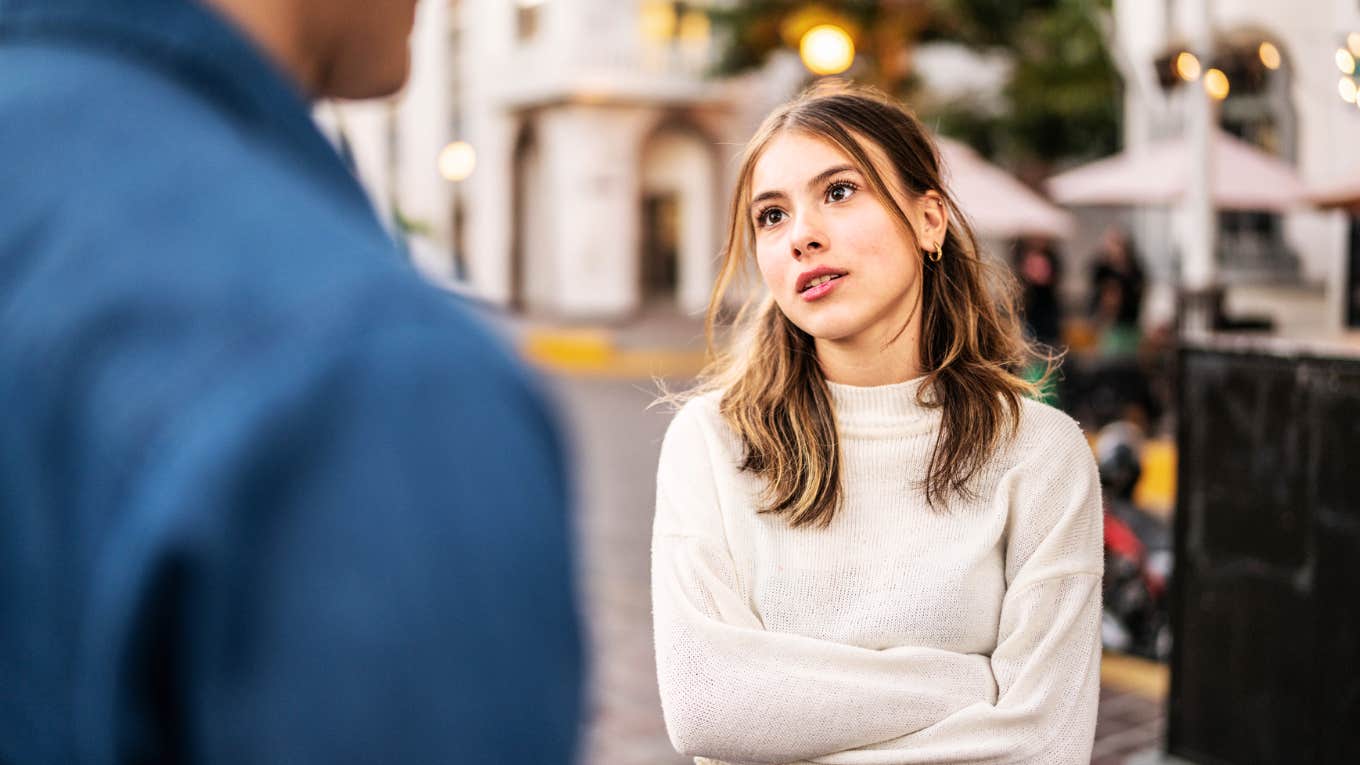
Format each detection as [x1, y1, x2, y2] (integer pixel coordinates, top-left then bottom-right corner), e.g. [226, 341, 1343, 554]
[757, 208, 786, 227]
[827, 182, 856, 203]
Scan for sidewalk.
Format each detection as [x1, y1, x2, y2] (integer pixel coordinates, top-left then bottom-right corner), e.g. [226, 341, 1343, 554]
[1094, 652, 1170, 764]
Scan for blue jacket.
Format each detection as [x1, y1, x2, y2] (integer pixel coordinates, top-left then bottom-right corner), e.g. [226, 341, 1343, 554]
[0, 1, 582, 762]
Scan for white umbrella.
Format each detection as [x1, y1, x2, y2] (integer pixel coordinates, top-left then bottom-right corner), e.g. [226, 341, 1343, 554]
[936, 136, 1075, 240]
[1308, 175, 1360, 214]
[1045, 129, 1307, 211]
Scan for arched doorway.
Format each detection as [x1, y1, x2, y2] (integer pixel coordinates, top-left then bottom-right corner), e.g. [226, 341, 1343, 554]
[638, 123, 718, 313]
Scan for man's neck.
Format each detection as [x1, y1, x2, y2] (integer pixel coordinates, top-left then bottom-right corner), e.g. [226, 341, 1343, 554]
[199, 0, 317, 95]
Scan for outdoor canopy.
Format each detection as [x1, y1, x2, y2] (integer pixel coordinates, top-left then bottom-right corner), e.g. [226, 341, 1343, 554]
[1307, 175, 1360, 215]
[1044, 129, 1308, 212]
[936, 136, 1075, 241]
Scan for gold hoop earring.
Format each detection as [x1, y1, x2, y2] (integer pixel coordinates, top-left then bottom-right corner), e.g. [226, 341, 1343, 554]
[930, 243, 943, 263]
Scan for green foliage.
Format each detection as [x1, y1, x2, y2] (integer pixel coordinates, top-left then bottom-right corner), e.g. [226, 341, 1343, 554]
[982, 0, 1122, 163]
[707, 0, 1121, 165]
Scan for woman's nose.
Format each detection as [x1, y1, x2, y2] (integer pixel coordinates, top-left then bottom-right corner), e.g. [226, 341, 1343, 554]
[790, 211, 827, 259]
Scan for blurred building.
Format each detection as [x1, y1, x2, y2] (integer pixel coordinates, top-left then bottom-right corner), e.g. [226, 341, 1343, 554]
[321, 0, 803, 320]
[320, 1, 1360, 333]
[1112, 0, 1360, 335]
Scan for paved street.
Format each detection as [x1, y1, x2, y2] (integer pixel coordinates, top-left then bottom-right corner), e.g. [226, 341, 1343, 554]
[550, 374, 1167, 765]
[551, 376, 688, 765]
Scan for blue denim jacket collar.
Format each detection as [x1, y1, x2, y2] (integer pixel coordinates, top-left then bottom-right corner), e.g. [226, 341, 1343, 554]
[0, 0, 371, 215]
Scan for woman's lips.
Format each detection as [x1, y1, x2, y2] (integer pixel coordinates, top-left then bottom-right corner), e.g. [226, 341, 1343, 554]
[801, 274, 844, 302]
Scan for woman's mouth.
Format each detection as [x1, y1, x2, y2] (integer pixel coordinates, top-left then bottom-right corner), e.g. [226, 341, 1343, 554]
[800, 273, 844, 302]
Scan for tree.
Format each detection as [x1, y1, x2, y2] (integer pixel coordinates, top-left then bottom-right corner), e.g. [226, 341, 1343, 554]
[707, 0, 1121, 171]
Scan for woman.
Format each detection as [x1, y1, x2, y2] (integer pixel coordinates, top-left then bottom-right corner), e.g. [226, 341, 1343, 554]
[651, 84, 1103, 765]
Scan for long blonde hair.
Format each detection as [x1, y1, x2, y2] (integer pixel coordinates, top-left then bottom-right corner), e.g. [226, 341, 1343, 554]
[680, 83, 1048, 528]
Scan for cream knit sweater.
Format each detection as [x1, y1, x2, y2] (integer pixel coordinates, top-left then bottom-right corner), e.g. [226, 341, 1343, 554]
[651, 377, 1104, 765]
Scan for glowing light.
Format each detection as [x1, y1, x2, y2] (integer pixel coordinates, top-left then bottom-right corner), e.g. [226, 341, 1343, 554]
[1338, 48, 1356, 75]
[678, 9, 710, 43]
[438, 141, 476, 182]
[1175, 51, 1202, 82]
[1349, 32, 1360, 58]
[1258, 41, 1281, 70]
[640, 0, 677, 41]
[1340, 77, 1358, 104]
[799, 24, 855, 76]
[1204, 68, 1230, 100]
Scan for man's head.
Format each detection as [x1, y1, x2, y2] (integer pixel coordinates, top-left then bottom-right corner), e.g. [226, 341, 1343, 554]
[203, 0, 421, 99]
[304, 0, 421, 99]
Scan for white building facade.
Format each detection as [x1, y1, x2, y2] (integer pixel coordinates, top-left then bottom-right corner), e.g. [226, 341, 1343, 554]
[324, 0, 1360, 331]
[324, 0, 803, 319]
[1111, 0, 1360, 333]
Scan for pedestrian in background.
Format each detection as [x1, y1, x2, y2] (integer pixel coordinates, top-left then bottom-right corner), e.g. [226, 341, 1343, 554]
[0, 1, 581, 763]
[652, 83, 1103, 765]
[1012, 237, 1065, 350]
[1088, 225, 1146, 357]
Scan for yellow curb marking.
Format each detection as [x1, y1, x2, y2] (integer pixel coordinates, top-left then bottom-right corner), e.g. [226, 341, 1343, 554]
[521, 329, 706, 379]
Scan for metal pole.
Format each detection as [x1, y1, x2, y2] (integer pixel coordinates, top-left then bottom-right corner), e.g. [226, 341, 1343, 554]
[1181, 0, 1216, 334]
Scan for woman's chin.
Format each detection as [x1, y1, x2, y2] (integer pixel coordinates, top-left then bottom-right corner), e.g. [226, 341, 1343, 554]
[793, 316, 867, 344]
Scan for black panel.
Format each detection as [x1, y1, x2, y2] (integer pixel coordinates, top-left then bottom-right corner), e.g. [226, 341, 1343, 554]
[1169, 348, 1360, 764]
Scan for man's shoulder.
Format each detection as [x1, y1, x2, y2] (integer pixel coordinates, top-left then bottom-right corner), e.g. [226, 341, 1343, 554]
[0, 36, 442, 354]
[2, 38, 376, 250]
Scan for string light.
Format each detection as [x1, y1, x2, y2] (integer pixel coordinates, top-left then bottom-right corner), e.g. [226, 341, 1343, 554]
[1204, 68, 1230, 100]
[1175, 51, 1202, 82]
[1337, 48, 1356, 76]
[1258, 41, 1281, 70]
[1340, 76, 1358, 104]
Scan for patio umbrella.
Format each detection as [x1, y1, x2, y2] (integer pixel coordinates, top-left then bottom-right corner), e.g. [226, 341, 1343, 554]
[1308, 175, 1360, 215]
[1045, 129, 1308, 212]
[936, 136, 1075, 240]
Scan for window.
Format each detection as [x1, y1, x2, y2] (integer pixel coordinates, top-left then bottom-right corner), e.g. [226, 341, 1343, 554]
[517, 0, 545, 42]
[1213, 34, 1299, 280]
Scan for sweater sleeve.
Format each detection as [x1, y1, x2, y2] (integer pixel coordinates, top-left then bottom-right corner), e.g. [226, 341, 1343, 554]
[802, 414, 1105, 765]
[652, 402, 1000, 765]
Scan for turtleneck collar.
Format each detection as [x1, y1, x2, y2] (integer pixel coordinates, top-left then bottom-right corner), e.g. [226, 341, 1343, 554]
[826, 375, 941, 436]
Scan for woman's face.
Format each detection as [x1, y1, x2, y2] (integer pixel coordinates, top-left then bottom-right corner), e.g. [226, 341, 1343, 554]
[748, 130, 945, 348]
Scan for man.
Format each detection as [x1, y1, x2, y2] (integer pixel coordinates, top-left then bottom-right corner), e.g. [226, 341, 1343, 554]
[0, 1, 582, 763]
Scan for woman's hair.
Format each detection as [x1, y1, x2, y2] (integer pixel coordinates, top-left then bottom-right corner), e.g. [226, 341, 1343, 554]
[676, 82, 1049, 528]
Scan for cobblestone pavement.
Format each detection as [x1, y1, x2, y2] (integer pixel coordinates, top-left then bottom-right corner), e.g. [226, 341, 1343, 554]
[551, 376, 1166, 765]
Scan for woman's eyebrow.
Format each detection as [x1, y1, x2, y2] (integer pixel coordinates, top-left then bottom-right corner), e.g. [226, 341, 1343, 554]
[749, 164, 861, 213]
[806, 164, 859, 190]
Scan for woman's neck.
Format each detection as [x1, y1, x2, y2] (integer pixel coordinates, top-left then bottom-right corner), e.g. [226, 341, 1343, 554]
[814, 322, 923, 387]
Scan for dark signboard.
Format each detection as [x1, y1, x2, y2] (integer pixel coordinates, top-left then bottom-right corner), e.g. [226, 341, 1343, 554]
[1169, 344, 1360, 763]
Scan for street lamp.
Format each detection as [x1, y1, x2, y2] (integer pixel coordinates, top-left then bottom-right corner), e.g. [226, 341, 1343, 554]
[438, 141, 476, 182]
[799, 24, 854, 76]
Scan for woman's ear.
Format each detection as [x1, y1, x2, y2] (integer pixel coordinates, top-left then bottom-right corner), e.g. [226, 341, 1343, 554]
[918, 190, 948, 250]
